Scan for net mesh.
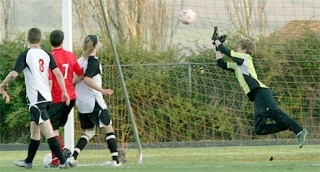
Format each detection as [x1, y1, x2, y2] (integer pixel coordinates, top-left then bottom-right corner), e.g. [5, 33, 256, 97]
[68, 1, 320, 163]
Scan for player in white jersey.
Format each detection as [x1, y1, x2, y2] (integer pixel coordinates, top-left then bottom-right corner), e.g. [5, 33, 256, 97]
[68, 35, 124, 167]
[0, 27, 70, 169]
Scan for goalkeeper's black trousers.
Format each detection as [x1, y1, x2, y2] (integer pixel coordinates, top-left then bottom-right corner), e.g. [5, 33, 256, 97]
[251, 88, 303, 136]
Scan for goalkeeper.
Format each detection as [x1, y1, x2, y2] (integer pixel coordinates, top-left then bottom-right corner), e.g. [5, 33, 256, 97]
[212, 27, 307, 148]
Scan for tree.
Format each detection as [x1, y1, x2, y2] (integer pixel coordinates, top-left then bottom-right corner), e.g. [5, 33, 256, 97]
[0, 0, 15, 42]
[225, 0, 267, 38]
[72, 0, 180, 51]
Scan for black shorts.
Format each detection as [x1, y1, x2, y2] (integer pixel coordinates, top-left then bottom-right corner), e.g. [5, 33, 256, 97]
[48, 100, 75, 130]
[29, 102, 51, 124]
[78, 102, 111, 129]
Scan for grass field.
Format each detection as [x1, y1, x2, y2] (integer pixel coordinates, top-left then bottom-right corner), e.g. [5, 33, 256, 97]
[0, 145, 319, 172]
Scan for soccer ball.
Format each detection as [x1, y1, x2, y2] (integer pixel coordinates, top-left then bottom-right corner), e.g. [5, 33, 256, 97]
[43, 153, 52, 167]
[179, 9, 196, 25]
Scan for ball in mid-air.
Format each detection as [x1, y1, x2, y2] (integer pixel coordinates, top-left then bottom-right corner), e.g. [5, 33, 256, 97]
[179, 9, 196, 25]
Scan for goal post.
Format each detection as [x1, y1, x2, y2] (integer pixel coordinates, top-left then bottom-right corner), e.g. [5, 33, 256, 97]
[98, 0, 143, 164]
[62, 0, 74, 153]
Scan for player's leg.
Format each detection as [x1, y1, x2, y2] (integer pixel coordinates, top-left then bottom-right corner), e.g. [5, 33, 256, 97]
[69, 112, 95, 167]
[48, 100, 75, 166]
[264, 109, 307, 147]
[253, 112, 287, 135]
[254, 89, 307, 147]
[13, 121, 41, 169]
[99, 109, 123, 166]
[38, 103, 68, 168]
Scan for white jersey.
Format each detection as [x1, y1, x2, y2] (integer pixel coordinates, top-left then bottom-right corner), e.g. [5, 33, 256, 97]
[76, 56, 107, 113]
[13, 48, 57, 105]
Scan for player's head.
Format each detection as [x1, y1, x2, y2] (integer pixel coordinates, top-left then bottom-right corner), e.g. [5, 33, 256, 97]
[50, 30, 64, 47]
[82, 35, 98, 58]
[27, 27, 42, 44]
[237, 38, 255, 55]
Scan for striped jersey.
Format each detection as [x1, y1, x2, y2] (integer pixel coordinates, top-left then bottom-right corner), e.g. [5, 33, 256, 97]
[75, 55, 107, 113]
[13, 47, 57, 105]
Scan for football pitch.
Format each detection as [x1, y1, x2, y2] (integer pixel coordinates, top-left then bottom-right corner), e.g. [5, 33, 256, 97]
[0, 145, 319, 172]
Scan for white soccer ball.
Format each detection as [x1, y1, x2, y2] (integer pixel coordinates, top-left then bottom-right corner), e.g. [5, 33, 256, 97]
[179, 9, 196, 25]
[43, 153, 52, 167]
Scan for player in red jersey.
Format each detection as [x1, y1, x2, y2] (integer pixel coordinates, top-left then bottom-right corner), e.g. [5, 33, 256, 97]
[47, 30, 84, 167]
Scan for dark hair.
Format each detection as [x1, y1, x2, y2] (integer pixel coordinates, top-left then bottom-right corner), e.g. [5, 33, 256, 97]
[88, 35, 98, 46]
[27, 27, 41, 44]
[50, 30, 64, 47]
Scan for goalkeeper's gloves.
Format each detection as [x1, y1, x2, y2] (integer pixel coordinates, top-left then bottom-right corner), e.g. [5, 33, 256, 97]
[212, 26, 219, 51]
[218, 34, 227, 44]
[211, 26, 219, 42]
[215, 35, 227, 51]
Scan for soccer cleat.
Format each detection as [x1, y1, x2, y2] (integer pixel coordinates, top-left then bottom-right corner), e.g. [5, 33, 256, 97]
[58, 159, 70, 169]
[101, 160, 122, 167]
[297, 129, 308, 148]
[13, 160, 32, 169]
[68, 156, 78, 167]
[63, 148, 72, 159]
[110, 160, 122, 167]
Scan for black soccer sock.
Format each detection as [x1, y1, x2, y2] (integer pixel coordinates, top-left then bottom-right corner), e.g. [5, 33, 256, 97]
[105, 132, 119, 162]
[73, 136, 89, 160]
[48, 137, 66, 164]
[25, 139, 40, 163]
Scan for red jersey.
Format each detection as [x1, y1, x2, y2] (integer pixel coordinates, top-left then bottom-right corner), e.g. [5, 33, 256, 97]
[49, 48, 83, 103]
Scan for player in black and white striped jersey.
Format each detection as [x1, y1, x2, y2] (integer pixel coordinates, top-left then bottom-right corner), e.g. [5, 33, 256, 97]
[69, 34, 123, 167]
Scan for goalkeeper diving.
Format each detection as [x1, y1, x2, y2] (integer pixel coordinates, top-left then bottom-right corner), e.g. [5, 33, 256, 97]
[212, 27, 307, 148]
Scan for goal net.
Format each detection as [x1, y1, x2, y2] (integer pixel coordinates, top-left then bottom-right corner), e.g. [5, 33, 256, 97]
[6, 0, 320, 167]
[69, 0, 319, 165]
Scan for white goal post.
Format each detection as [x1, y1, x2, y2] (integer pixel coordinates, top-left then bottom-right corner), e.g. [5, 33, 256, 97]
[62, 0, 74, 153]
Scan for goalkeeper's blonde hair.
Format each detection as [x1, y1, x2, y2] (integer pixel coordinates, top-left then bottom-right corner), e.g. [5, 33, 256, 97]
[238, 38, 255, 55]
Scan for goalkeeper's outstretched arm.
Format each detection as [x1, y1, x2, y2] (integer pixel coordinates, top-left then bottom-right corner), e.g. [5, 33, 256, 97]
[215, 46, 234, 72]
[215, 40, 244, 65]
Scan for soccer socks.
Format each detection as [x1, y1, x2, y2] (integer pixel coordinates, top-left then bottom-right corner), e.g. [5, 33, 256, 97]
[51, 135, 65, 166]
[25, 139, 40, 163]
[72, 136, 89, 160]
[105, 132, 119, 162]
[48, 137, 66, 164]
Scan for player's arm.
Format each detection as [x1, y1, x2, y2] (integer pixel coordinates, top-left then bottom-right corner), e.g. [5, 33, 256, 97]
[52, 68, 70, 105]
[0, 71, 19, 89]
[72, 57, 84, 85]
[83, 76, 113, 96]
[215, 42, 244, 65]
[84, 57, 113, 96]
[48, 70, 53, 91]
[215, 47, 235, 72]
[49, 53, 70, 105]
[72, 75, 84, 85]
[0, 87, 10, 103]
[0, 51, 27, 89]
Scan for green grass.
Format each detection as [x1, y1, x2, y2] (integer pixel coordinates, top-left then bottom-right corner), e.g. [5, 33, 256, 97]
[0, 145, 319, 172]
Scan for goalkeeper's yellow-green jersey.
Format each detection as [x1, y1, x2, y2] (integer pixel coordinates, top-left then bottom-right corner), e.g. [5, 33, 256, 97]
[217, 44, 268, 99]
